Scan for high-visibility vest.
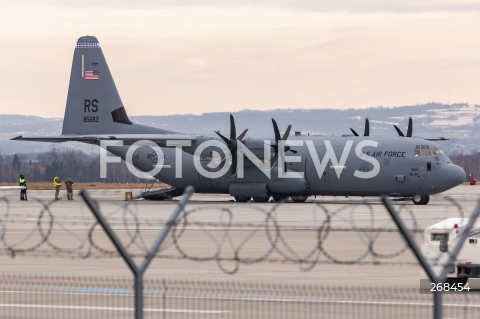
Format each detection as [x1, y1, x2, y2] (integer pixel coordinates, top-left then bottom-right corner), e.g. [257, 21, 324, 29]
[19, 178, 26, 186]
[54, 177, 62, 188]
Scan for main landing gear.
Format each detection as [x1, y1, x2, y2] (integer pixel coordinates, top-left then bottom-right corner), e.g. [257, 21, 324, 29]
[411, 195, 430, 205]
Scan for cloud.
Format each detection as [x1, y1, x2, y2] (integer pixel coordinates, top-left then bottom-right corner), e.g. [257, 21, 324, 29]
[14, 0, 480, 13]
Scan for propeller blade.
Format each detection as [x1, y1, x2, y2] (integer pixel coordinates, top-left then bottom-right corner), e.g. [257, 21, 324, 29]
[350, 128, 359, 136]
[364, 118, 370, 136]
[272, 119, 281, 142]
[215, 131, 233, 145]
[229, 114, 236, 140]
[282, 124, 292, 140]
[237, 129, 248, 141]
[271, 118, 296, 167]
[406, 117, 413, 137]
[217, 114, 250, 176]
[393, 125, 405, 137]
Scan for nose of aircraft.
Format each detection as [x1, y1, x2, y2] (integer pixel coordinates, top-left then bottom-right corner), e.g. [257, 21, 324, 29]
[447, 164, 466, 188]
[434, 163, 466, 193]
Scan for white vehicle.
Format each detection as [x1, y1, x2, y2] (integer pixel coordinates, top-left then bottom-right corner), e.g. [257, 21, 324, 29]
[422, 218, 480, 279]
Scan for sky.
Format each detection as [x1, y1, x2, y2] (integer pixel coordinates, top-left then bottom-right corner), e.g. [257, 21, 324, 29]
[1, 1, 480, 118]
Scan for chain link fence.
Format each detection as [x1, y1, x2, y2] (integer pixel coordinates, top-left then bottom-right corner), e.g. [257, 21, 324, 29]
[1, 273, 479, 319]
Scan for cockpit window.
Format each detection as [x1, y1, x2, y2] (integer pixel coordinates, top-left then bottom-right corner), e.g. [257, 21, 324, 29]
[414, 145, 433, 157]
[433, 148, 444, 156]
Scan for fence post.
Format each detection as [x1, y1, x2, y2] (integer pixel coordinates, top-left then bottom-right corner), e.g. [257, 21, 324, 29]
[81, 186, 194, 319]
[381, 196, 480, 319]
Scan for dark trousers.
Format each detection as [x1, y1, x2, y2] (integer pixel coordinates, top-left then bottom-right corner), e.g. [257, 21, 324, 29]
[20, 189, 27, 200]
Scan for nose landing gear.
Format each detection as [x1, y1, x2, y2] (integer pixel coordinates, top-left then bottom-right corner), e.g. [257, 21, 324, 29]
[412, 195, 430, 205]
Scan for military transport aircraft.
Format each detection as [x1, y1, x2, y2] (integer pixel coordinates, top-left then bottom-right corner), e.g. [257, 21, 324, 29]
[12, 36, 466, 204]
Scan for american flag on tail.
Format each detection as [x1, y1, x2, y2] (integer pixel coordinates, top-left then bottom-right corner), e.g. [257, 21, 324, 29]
[85, 70, 99, 80]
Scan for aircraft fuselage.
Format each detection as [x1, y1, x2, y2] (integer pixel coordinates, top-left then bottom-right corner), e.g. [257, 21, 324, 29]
[107, 135, 465, 199]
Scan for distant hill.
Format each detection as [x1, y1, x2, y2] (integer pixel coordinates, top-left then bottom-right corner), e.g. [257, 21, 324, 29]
[2, 102, 479, 155]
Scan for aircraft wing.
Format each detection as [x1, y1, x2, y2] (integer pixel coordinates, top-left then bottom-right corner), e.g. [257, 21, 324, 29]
[11, 134, 198, 146]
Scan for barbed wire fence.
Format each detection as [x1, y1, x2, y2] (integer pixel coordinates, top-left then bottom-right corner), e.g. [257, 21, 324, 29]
[0, 194, 443, 266]
[0, 189, 479, 318]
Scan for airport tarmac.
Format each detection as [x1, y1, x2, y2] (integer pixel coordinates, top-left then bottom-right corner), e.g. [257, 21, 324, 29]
[0, 184, 478, 288]
[1, 185, 480, 318]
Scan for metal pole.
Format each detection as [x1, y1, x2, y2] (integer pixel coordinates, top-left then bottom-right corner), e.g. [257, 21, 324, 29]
[381, 196, 437, 281]
[140, 186, 194, 273]
[81, 186, 194, 319]
[80, 190, 137, 274]
[136, 186, 193, 318]
[381, 197, 480, 319]
[135, 271, 144, 319]
[381, 197, 442, 318]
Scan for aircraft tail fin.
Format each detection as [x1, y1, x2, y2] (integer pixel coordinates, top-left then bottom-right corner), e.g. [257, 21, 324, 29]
[62, 36, 171, 135]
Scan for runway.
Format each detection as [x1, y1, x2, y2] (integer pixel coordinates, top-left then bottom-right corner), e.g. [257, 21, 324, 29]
[1, 185, 479, 318]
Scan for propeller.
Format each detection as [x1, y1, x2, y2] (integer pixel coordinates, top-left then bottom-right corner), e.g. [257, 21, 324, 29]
[393, 117, 413, 137]
[214, 114, 248, 175]
[271, 118, 297, 171]
[350, 118, 370, 136]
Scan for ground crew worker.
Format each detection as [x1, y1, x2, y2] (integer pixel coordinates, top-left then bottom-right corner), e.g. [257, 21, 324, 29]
[65, 176, 74, 200]
[54, 175, 62, 200]
[19, 174, 27, 201]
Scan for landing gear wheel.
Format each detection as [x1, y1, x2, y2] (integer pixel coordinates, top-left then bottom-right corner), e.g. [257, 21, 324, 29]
[412, 195, 430, 205]
[272, 195, 289, 203]
[423, 195, 430, 205]
[252, 196, 270, 203]
[234, 196, 251, 203]
[291, 195, 308, 203]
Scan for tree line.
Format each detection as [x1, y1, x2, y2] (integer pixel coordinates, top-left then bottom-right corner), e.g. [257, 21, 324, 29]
[0, 147, 477, 183]
[450, 153, 480, 180]
[0, 148, 144, 183]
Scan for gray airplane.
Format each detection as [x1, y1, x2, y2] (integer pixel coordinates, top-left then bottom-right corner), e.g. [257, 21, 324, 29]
[12, 36, 466, 204]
